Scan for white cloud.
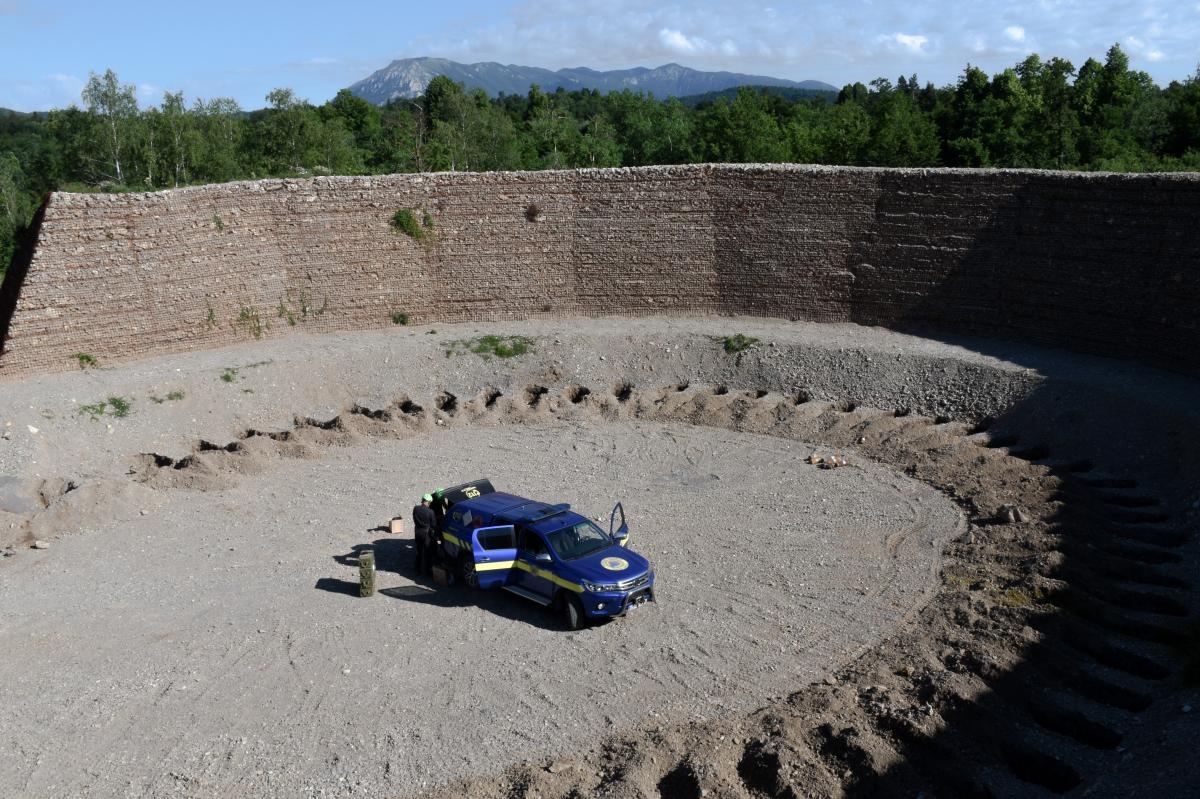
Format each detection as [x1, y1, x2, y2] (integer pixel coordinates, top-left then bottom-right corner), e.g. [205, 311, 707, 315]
[394, 0, 1198, 98]
[658, 28, 699, 54]
[891, 33, 929, 54]
[1123, 34, 1167, 64]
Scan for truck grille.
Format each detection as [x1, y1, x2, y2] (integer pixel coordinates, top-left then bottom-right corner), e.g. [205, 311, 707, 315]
[617, 573, 650, 591]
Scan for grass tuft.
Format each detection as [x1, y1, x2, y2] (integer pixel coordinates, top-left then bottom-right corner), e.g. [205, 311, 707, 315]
[446, 335, 534, 360]
[996, 586, 1047, 607]
[277, 297, 297, 326]
[723, 334, 760, 354]
[78, 401, 107, 419]
[237, 306, 264, 339]
[942, 570, 974, 590]
[107, 396, 132, 417]
[73, 352, 99, 370]
[78, 395, 133, 420]
[392, 311, 409, 326]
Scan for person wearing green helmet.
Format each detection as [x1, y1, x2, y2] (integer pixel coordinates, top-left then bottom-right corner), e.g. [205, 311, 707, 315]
[412, 493, 437, 576]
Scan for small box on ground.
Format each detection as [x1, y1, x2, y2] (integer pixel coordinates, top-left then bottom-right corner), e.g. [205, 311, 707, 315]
[389, 517, 404, 535]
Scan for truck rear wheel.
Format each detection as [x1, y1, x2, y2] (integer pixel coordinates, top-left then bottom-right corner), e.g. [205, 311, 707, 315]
[459, 555, 479, 589]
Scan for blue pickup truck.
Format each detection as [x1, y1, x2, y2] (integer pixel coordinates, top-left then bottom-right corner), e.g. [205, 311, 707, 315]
[431, 480, 656, 630]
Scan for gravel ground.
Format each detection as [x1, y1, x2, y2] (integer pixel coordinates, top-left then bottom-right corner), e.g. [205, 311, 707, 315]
[0, 420, 961, 798]
[2, 315, 1196, 799]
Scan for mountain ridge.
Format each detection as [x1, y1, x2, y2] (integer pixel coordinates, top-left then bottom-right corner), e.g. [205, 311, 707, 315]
[348, 57, 837, 104]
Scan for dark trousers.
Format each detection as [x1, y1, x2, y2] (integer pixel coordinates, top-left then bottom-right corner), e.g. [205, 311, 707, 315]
[415, 532, 434, 575]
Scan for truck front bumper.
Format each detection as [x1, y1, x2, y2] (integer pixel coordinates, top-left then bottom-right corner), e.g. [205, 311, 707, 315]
[582, 586, 655, 618]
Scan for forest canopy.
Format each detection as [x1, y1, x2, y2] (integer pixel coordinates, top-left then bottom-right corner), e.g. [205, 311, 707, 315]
[3, 44, 1199, 275]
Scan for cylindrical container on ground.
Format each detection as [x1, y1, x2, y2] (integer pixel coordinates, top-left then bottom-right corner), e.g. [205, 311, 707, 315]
[359, 550, 376, 597]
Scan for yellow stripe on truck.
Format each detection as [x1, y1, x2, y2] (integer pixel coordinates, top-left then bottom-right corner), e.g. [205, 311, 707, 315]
[441, 535, 584, 593]
[475, 560, 515, 572]
[514, 560, 584, 593]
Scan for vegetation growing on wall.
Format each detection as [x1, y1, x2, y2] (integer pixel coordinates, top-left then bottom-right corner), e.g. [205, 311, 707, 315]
[3, 45, 1199, 278]
[390, 208, 433, 240]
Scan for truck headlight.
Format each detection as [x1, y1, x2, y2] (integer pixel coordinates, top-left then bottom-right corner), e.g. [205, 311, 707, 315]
[583, 581, 620, 592]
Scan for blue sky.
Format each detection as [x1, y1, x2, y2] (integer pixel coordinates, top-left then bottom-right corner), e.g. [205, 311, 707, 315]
[1, 0, 1196, 111]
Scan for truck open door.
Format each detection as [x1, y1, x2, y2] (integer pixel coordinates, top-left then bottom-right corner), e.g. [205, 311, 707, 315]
[610, 502, 629, 546]
[469, 524, 517, 589]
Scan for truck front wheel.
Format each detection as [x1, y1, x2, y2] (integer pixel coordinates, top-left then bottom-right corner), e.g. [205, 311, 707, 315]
[559, 593, 585, 631]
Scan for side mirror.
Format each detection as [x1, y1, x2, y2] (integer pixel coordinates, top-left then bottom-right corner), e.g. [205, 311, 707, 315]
[534, 551, 552, 563]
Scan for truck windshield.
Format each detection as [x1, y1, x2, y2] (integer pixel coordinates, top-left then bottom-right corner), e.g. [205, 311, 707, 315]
[547, 520, 611, 561]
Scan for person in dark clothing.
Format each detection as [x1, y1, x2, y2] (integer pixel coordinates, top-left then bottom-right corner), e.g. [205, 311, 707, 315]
[412, 493, 438, 575]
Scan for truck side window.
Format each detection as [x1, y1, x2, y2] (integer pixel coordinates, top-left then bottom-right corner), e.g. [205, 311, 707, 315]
[518, 528, 547, 556]
[478, 527, 515, 551]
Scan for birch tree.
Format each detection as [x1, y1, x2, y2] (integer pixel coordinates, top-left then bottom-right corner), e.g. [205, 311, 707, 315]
[81, 69, 138, 184]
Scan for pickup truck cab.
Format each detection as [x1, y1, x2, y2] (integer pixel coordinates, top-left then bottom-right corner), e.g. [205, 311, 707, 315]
[432, 480, 655, 630]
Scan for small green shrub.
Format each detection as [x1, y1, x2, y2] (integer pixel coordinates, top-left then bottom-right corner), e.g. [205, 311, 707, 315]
[204, 301, 217, 330]
[73, 352, 99, 370]
[391, 208, 434, 241]
[392, 311, 409, 326]
[212, 214, 225, 232]
[220, 367, 239, 383]
[446, 335, 535, 360]
[166, 390, 185, 401]
[723, 334, 760, 354]
[391, 209, 423, 239]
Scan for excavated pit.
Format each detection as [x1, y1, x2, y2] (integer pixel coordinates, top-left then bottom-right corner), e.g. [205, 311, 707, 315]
[0, 317, 1197, 799]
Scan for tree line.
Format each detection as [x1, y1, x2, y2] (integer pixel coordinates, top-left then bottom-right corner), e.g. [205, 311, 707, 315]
[3, 43, 1200, 275]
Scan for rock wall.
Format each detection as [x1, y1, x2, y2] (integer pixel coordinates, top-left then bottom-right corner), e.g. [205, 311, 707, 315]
[1, 164, 1197, 377]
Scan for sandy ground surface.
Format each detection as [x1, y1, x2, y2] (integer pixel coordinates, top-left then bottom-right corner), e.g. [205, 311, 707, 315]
[0, 421, 961, 798]
[1, 316, 1197, 799]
